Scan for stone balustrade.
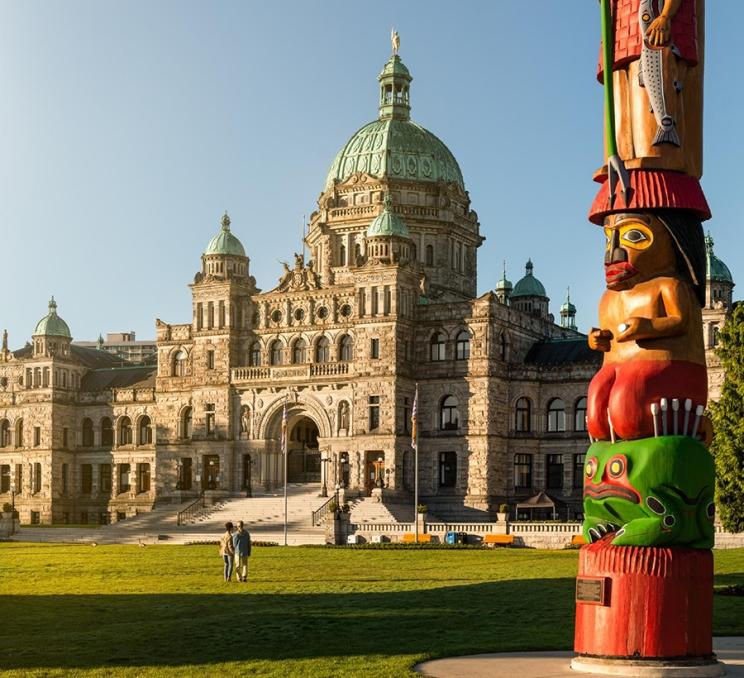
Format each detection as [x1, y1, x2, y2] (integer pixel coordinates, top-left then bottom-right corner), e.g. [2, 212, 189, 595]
[232, 362, 350, 383]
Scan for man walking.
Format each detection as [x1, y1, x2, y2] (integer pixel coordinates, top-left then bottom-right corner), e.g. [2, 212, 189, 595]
[232, 520, 251, 582]
[219, 522, 235, 582]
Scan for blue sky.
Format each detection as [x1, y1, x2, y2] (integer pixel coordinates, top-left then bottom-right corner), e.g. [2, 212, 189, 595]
[0, 1, 740, 345]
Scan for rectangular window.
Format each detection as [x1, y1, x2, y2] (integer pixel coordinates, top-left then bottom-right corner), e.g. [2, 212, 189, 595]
[80, 511, 88, 525]
[546, 454, 564, 490]
[34, 427, 41, 447]
[219, 300, 225, 328]
[370, 338, 380, 359]
[371, 286, 378, 315]
[196, 302, 203, 330]
[30, 511, 40, 525]
[573, 453, 585, 489]
[401, 397, 410, 434]
[514, 453, 532, 490]
[15, 465, 22, 494]
[119, 464, 131, 493]
[358, 288, 366, 317]
[439, 451, 457, 487]
[81, 464, 93, 494]
[61, 463, 68, 495]
[206, 403, 216, 434]
[0, 465, 9, 493]
[368, 395, 380, 431]
[32, 462, 42, 493]
[208, 302, 214, 329]
[100, 464, 112, 494]
[62, 427, 68, 448]
[137, 463, 151, 493]
[206, 349, 215, 370]
[383, 286, 391, 315]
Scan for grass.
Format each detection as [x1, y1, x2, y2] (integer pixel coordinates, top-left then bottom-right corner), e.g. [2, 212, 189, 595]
[1, 543, 743, 677]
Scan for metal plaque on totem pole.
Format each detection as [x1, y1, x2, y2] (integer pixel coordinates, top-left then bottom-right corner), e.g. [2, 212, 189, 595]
[575, 576, 610, 606]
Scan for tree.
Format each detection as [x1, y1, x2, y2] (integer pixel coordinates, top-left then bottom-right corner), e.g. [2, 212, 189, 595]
[709, 302, 744, 533]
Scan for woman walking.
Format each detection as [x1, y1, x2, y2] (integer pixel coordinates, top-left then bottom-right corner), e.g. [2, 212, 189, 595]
[219, 522, 235, 582]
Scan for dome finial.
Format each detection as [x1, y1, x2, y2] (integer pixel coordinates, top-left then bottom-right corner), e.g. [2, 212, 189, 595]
[525, 259, 534, 275]
[391, 27, 400, 55]
[221, 211, 231, 231]
[49, 296, 57, 314]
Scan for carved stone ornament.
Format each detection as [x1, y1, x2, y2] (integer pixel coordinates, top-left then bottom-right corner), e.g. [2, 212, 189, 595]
[273, 253, 321, 292]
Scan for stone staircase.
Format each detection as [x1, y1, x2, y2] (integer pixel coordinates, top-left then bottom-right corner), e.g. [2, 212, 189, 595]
[182, 483, 328, 544]
[348, 496, 444, 524]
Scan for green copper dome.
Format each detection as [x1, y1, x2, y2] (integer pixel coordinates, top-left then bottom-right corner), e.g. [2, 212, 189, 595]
[34, 297, 72, 338]
[495, 261, 513, 292]
[512, 260, 547, 298]
[705, 233, 733, 284]
[367, 195, 410, 238]
[205, 212, 246, 257]
[325, 52, 464, 191]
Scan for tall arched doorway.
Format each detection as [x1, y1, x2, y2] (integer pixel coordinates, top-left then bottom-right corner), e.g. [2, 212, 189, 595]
[287, 416, 320, 483]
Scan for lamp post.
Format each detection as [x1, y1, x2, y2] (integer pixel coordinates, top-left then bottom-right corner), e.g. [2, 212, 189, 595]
[9, 480, 16, 535]
[375, 455, 384, 489]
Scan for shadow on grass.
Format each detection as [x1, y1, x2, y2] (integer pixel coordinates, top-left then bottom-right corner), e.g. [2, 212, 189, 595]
[1, 578, 576, 670]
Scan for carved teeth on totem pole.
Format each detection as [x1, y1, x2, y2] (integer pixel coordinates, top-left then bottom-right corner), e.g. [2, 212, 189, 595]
[683, 398, 693, 435]
[692, 404, 704, 439]
[672, 398, 680, 435]
[660, 398, 668, 436]
[650, 402, 659, 437]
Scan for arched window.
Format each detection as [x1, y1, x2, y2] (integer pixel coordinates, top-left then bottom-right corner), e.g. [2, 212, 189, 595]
[455, 330, 471, 360]
[547, 398, 566, 432]
[426, 244, 434, 266]
[0, 420, 9, 448]
[712, 325, 720, 347]
[430, 332, 446, 361]
[315, 336, 330, 363]
[182, 407, 193, 439]
[101, 417, 113, 446]
[515, 397, 531, 432]
[440, 395, 459, 431]
[173, 349, 187, 377]
[270, 340, 283, 366]
[574, 397, 588, 432]
[119, 417, 132, 446]
[81, 418, 94, 447]
[138, 416, 152, 445]
[292, 338, 307, 364]
[339, 244, 346, 266]
[15, 419, 23, 448]
[339, 334, 353, 362]
[249, 341, 261, 366]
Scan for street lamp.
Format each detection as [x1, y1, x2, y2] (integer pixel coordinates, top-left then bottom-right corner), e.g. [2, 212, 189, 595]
[9, 480, 16, 535]
[375, 455, 384, 489]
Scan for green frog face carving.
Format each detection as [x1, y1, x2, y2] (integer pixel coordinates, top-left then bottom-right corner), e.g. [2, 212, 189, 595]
[582, 436, 715, 549]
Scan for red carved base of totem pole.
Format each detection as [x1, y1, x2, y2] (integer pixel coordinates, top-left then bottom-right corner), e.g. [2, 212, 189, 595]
[574, 536, 714, 660]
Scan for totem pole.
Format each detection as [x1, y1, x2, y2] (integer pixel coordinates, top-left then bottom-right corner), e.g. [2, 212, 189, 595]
[572, 1, 723, 675]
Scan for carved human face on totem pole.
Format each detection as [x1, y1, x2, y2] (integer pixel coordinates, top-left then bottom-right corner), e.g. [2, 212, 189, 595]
[603, 212, 677, 291]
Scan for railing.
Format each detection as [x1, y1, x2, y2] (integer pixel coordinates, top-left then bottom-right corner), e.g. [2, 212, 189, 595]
[426, 522, 497, 533]
[311, 495, 336, 526]
[177, 492, 206, 526]
[351, 522, 414, 533]
[232, 362, 351, 383]
[508, 522, 582, 534]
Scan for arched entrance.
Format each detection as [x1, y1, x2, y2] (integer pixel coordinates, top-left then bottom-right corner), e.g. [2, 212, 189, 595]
[287, 416, 320, 483]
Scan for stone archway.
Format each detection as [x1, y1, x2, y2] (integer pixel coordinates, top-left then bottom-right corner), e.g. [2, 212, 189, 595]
[286, 416, 320, 483]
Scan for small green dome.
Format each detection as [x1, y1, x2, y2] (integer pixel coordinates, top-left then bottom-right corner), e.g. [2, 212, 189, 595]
[34, 297, 71, 338]
[325, 52, 464, 190]
[367, 195, 410, 238]
[495, 261, 513, 292]
[512, 260, 547, 298]
[705, 233, 734, 284]
[204, 212, 246, 257]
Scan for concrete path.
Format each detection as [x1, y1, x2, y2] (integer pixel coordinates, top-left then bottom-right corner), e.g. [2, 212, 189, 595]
[416, 638, 744, 677]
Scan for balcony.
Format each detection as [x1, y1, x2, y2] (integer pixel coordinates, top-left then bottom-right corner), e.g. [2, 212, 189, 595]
[231, 362, 350, 384]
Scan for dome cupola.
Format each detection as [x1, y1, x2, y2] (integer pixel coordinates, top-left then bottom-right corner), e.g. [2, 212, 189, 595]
[200, 211, 250, 280]
[324, 34, 464, 190]
[32, 296, 72, 358]
[365, 194, 412, 264]
[560, 288, 577, 330]
[495, 261, 513, 304]
[511, 259, 550, 319]
[704, 232, 735, 309]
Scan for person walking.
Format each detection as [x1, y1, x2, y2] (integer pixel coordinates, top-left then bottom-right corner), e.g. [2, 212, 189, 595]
[219, 522, 235, 582]
[232, 520, 251, 582]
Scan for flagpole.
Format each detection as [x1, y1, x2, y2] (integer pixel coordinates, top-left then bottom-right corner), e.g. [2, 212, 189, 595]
[413, 383, 419, 544]
[282, 395, 289, 547]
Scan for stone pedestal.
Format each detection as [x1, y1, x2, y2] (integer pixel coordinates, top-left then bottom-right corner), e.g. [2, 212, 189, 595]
[573, 537, 722, 675]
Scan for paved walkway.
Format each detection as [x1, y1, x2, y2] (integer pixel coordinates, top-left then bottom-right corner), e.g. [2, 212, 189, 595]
[416, 638, 744, 677]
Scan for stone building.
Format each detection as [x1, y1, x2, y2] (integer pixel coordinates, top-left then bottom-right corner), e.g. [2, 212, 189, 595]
[0, 49, 735, 525]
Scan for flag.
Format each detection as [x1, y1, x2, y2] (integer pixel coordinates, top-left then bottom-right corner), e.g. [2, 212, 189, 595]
[281, 398, 288, 454]
[411, 384, 418, 450]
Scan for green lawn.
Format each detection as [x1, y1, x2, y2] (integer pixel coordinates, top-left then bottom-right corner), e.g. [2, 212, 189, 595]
[1, 543, 743, 677]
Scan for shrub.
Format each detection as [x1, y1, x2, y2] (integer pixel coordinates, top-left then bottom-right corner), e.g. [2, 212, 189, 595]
[416, 504, 428, 514]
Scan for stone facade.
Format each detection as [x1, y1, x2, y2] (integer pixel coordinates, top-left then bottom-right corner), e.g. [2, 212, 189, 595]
[0, 49, 735, 525]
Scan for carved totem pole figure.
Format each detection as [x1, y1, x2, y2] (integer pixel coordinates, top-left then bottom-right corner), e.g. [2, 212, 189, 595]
[573, 1, 722, 673]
